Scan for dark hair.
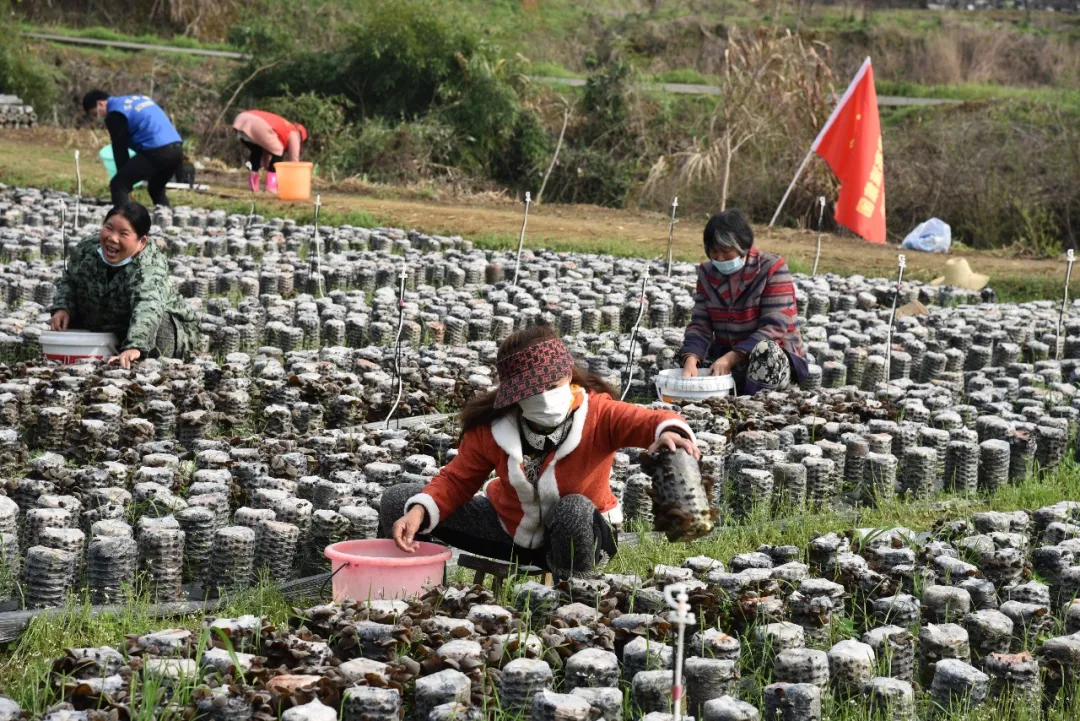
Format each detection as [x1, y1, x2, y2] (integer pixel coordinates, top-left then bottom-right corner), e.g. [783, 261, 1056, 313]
[458, 324, 618, 439]
[104, 201, 152, 239]
[82, 90, 109, 114]
[703, 209, 754, 256]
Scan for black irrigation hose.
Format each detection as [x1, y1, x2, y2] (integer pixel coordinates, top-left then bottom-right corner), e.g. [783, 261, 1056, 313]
[319, 562, 349, 599]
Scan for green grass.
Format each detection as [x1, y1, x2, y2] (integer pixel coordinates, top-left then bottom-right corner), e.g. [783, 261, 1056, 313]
[529, 61, 583, 79]
[0, 579, 295, 716]
[651, 69, 717, 86]
[990, 274, 1075, 304]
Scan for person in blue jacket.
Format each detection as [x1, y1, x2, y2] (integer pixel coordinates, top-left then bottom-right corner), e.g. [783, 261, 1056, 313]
[82, 90, 184, 208]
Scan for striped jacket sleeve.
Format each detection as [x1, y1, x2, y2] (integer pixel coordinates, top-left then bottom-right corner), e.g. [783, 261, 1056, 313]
[733, 259, 799, 356]
[680, 266, 712, 362]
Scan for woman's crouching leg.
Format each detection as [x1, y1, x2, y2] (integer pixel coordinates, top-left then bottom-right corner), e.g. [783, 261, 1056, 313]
[149, 315, 178, 359]
[744, 340, 792, 395]
[378, 482, 427, 539]
[377, 485, 519, 563]
[545, 494, 617, 581]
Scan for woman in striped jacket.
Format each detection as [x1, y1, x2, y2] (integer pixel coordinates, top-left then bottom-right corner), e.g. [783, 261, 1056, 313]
[680, 210, 808, 395]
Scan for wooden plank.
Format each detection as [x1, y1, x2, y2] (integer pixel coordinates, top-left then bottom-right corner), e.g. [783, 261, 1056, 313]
[457, 554, 543, 577]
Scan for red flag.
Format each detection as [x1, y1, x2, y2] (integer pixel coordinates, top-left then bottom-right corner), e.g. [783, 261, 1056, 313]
[812, 58, 886, 244]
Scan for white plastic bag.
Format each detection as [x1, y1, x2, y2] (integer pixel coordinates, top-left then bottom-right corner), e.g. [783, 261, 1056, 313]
[901, 218, 951, 253]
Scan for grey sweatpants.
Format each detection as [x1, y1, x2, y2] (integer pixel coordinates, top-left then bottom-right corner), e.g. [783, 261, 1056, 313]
[379, 483, 616, 581]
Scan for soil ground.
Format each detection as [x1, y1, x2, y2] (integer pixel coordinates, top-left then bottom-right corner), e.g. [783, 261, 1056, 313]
[0, 128, 1067, 297]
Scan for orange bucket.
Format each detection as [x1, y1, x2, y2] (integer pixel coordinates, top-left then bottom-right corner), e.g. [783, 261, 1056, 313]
[274, 161, 313, 201]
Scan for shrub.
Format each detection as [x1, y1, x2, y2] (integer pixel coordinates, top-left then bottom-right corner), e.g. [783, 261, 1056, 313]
[257, 93, 351, 154]
[338, 0, 482, 120]
[226, 0, 537, 187]
[883, 101, 1079, 250]
[0, 0, 58, 113]
[234, 51, 347, 112]
[435, 53, 528, 173]
[581, 58, 636, 146]
[541, 146, 638, 207]
[226, 13, 296, 60]
[340, 117, 458, 184]
[492, 108, 550, 191]
[535, 57, 643, 206]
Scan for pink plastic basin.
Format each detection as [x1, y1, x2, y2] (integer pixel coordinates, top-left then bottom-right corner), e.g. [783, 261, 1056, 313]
[324, 539, 452, 601]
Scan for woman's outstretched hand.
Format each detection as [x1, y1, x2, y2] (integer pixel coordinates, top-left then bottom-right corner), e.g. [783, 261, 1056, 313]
[107, 348, 141, 369]
[392, 505, 427, 553]
[709, 350, 746, 377]
[681, 356, 699, 377]
[50, 310, 70, 332]
[648, 430, 701, 460]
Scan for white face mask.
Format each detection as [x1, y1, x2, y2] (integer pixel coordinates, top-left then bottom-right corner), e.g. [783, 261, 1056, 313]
[518, 383, 573, 428]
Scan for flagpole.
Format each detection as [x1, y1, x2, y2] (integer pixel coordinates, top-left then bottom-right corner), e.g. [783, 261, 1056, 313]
[768, 149, 814, 228]
[768, 57, 874, 228]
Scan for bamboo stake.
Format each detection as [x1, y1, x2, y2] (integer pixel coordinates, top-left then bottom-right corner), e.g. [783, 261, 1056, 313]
[384, 266, 409, 430]
[73, 151, 82, 228]
[511, 192, 532, 286]
[1057, 249, 1075, 361]
[60, 201, 67, 271]
[665, 583, 695, 721]
[884, 253, 906, 383]
[621, 259, 650, 401]
[244, 161, 256, 229]
[811, 196, 826, 276]
[311, 194, 323, 298]
[665, 196, 679, 277]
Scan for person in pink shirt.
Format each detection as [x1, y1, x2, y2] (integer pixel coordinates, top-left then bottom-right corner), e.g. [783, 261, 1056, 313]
[232, 110, 308, 193]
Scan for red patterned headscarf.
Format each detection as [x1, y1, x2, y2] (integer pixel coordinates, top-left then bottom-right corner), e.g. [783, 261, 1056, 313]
[494, 338, 575, 409]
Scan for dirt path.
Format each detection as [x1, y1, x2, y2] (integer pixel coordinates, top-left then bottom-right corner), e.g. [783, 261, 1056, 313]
[0, 128, 1059, 287]
[211, 173, 1052, 285]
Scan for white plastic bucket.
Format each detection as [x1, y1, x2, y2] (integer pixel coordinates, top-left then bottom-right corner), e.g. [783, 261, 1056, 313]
[39, 330, 119, 364]
[654, 368, 735, 403]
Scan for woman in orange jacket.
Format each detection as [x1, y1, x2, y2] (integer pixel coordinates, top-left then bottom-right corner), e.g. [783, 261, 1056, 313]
[380, 325, 699, 581]
[232, 110, 308, 194]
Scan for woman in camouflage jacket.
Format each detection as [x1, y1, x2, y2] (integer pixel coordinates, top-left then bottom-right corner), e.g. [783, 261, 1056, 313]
[49, 201, 199, 368]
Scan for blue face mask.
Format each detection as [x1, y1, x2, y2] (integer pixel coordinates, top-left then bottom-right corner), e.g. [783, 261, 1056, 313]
[711, 256, 745, 275]
[97, 246, 138, 268]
